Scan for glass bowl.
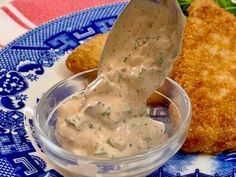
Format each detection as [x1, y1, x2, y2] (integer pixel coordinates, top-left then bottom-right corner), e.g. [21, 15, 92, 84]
[34, 69, 192, 177]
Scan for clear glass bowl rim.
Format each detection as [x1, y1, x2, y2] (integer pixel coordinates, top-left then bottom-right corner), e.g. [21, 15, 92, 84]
[34, 68, 192, 163]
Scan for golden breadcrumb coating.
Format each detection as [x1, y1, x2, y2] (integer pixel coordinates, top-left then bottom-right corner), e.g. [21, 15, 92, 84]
[66, 33, 108, 73]
[170, 0, 236, 154]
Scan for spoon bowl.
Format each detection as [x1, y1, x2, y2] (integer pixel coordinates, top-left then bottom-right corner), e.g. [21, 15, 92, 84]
[98, 0, 186, 75]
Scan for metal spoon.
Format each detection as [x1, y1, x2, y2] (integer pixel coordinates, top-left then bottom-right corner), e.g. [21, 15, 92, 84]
[98, 0, 185, 75]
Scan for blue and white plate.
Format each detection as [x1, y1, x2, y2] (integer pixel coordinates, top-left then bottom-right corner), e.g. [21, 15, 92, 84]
[0, 2, 235, 177]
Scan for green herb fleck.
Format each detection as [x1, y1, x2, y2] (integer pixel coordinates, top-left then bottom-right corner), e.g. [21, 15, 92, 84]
[101, 107, 111, 118]
[134, 37, 146, 49]
[156, 56, 164, 66]
[144, 137, 152, 142]
[94, 146, 107, 155]
[141, 111, 149, 117]
[101, 111, 110, 117]
[127, 109, 132, 114]
[123, 56, 129, 63]
[65, 116, 80, 126]
[106, 137, 115, 148]
[89, 123, 94, 129]
[72, 96, 79, 100]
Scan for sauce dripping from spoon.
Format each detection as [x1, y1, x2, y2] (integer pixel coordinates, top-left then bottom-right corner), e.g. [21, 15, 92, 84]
[56, 0, 185, 157]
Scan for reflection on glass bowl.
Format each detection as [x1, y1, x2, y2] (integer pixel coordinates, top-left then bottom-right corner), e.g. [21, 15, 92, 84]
[34, 69, 192, 177]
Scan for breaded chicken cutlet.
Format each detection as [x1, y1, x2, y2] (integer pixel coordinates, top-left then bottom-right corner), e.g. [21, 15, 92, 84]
[66, 33, 108, 73]
[170, 0, 236, 153]
[65, 0, 236, 154]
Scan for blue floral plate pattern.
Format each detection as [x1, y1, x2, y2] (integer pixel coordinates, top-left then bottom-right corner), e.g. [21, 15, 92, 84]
[0, 2, 235, 177]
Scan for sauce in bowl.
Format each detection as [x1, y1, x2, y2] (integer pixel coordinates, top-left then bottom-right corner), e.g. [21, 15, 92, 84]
[56, 0, 185, 158]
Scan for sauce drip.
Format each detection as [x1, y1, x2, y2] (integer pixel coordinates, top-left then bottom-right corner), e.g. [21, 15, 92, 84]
[56, 0, 185, 157]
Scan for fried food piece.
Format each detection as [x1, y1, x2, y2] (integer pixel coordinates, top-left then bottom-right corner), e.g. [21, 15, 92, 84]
[170, 0, 236, 154]
[66, 32, 109, 73]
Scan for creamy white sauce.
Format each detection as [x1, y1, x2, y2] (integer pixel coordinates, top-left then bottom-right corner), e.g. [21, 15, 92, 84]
[56, 0, 185, 158]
